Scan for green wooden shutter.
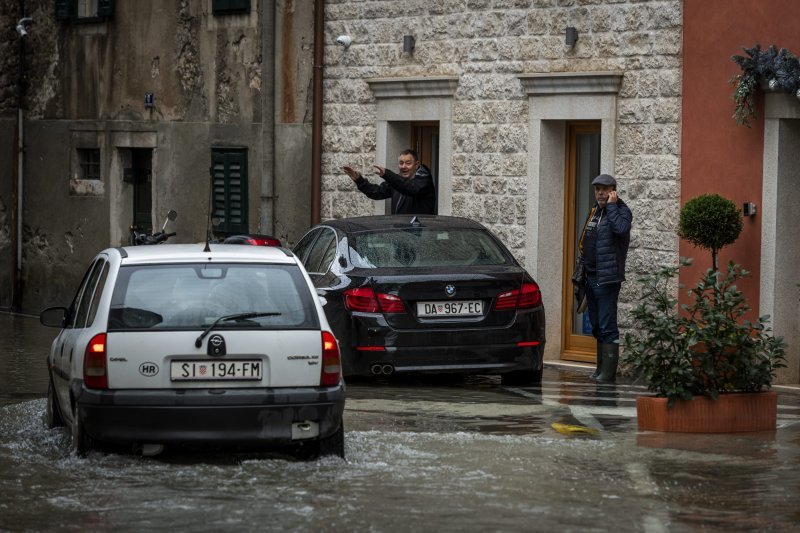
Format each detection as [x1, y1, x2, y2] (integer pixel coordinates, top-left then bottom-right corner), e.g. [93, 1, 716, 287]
[211, 148, 248, 235]
[54, 0, 71, 21]
[98, 0, 115, 18]
[212, 0, 251, 15]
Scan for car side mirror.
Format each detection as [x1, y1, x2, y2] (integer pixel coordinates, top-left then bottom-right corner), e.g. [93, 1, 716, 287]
[40, 307, 67, 328]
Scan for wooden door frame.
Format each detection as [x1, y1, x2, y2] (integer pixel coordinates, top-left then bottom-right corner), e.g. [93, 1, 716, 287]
[561, 122, 600, 362]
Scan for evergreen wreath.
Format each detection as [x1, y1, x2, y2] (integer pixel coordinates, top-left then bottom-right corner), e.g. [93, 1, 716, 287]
[730, 44, 800, 127]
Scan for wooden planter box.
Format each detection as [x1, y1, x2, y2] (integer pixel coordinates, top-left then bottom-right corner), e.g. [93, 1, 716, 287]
[636, 391, 777, 433]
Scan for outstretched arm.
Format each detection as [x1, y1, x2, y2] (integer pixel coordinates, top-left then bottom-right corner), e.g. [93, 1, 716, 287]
[343, 166, 392, 200]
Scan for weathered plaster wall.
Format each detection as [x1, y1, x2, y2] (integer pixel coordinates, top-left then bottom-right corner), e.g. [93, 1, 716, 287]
[0, 0, 314, 313]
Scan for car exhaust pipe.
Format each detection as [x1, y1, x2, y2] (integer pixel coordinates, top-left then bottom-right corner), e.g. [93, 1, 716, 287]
[370, 364, 383, 375]
[381, 364, 394, 375]
[133, 443, 164, 457]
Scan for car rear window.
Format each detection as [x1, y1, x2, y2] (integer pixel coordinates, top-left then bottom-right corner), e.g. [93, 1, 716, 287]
[108, 263, 318, 330]
[350, 228, 511, 268]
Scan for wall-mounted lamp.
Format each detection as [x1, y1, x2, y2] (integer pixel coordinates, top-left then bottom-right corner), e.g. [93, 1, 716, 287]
[565, 26, 579, 48]
[16, 17, 33, 37]
[743, 202, 757, 217]
[403, 35, 415, 54]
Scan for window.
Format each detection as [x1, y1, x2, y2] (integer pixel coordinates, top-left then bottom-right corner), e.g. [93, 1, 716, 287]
[66, 259, 103, 329]
[77, 148, 101, 180]
[108, 264, 318, 330]
[304, 230, 336, 274]
[212, 0, 251, 15]
[350, 228, 510, 268]
[55, 0, 114, 22]
[211, 147, 249, 236]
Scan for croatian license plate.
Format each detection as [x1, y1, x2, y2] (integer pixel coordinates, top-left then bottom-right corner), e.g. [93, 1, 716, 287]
[170, 360, 262, 381]
[417, 300, 483, 317]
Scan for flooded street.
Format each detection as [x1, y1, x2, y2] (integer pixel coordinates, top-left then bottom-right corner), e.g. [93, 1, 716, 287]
[2, 313, 800, 532]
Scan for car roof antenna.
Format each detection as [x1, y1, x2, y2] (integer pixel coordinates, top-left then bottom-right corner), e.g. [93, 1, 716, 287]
[410, 216, 420, 226]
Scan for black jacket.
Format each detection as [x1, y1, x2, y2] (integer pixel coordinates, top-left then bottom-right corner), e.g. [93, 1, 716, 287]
[581, 198, 632, 286]
[355, 165, 436, 214]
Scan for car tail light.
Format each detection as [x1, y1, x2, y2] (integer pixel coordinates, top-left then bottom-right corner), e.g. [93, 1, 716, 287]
[495, 282, 542, 310]
[247, 236, 281, 246]
[343, 287, 405, 313]
[83, 333, 108, 389]
[321, 331, 341, 386]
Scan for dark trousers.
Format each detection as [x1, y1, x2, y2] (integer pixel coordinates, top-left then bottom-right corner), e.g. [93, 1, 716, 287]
[586, 274, 621, 344]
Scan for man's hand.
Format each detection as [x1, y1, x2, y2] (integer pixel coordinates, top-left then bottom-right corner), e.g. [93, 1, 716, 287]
[373, 165, 386, 177]
[342, 166, 361, 182]
[608, 190, 618, 203]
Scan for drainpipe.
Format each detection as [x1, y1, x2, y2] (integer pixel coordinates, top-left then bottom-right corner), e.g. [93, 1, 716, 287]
[11, 7, 32, 312]
[310, 0, 324, 225]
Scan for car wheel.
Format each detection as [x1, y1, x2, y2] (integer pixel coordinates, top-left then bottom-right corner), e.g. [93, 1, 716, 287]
[45, 379, 65, 429]
[501, 367, 543, 386]
[318, 424, 345, 459]
[71, 405, 95, 457]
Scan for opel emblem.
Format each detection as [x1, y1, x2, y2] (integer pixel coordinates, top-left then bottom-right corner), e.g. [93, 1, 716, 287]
[207, 334, 226, 357]
[445, 284, 456, 297]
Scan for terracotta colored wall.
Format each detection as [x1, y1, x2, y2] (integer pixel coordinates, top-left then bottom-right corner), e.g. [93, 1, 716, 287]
[681, 0, 800, 311]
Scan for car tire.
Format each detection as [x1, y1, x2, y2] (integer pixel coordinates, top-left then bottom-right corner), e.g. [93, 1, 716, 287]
[71, 405, 95, 457]
[501, 367, 543, 386]
[45, 378, 65, 429]
[318, 424, 345, 459]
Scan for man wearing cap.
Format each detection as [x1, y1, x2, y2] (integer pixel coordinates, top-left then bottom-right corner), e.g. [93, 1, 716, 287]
[579, 173, 632, 383]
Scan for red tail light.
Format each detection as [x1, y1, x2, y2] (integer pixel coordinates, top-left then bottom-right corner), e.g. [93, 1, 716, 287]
[246, 237, 281, 246]
[495, 282, 542, 310]
[321, 331, 341, 386]
[83, 333, 108, 389]
[343, 287, 405, 313]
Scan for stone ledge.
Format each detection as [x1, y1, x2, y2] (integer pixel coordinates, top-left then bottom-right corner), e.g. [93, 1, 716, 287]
[518, 72, 624, 95]
[366, 77, 459, 99]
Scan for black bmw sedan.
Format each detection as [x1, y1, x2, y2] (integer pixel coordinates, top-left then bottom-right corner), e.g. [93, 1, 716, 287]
[292, 215, 545, 384]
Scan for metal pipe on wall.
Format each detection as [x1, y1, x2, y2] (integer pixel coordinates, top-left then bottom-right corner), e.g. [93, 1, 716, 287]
[310, 0, 324, 225]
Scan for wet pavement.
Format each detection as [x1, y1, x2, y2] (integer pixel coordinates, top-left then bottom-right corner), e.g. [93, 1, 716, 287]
[2, 313, 800, 531]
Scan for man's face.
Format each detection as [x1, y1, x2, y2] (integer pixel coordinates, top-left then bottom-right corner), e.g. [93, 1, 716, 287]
[398, 154, 420, 178]
[594, 185, 614, 208]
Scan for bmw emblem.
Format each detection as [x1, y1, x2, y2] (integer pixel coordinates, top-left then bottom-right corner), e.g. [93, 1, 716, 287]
[445, 284, 456, 298]
[207, 334, 226, 357]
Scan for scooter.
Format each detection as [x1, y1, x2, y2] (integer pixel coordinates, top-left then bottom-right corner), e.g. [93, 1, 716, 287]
[129, 210, 178, 245]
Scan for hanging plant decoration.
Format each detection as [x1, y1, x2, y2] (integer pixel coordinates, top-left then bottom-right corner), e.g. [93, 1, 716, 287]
[730, 44, 800, 127]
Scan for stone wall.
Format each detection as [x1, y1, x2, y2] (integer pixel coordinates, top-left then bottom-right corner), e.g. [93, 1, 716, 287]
[321, 0, 683, 327]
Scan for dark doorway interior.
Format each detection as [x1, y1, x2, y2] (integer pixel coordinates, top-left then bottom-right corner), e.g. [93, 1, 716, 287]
[411, 121, 439, 214]
[130, 149, 153, 233]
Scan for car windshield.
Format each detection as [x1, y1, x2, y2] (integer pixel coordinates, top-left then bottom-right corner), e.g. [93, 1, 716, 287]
[108, 263, 318, 330]
[349, 228, 511, 268]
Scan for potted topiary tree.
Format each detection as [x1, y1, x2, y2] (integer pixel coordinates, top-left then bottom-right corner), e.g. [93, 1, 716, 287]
[624, 194, 786, 432]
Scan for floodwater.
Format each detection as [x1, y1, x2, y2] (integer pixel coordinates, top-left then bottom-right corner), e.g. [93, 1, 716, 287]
[2, 313, 800, 532]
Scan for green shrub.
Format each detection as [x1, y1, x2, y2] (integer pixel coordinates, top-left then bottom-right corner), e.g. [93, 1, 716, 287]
[678, 194, 743, 271]
[623, 259, 786, 407]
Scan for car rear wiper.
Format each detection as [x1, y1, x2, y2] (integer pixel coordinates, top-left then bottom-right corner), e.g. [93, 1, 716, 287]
[194, 312, 282, 348]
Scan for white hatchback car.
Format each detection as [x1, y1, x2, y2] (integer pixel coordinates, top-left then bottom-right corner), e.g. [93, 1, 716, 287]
[40, 244, 345, 458]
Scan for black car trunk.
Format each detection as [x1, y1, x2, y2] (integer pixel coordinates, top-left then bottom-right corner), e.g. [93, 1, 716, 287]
[365, 266, 529, 330]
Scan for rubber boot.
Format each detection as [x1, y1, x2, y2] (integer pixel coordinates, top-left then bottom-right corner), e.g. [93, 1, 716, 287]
[590, 340, 603, 379]
[595, 343, 619, 384]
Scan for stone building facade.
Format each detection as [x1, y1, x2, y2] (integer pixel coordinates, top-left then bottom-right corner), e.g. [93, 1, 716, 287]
[320, 0, 682, 363]
[0, 0, 315, 312]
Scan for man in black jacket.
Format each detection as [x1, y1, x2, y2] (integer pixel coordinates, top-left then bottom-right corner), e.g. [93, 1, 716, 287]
[580, 173, 632, 384]
[342, 149, 436, 214]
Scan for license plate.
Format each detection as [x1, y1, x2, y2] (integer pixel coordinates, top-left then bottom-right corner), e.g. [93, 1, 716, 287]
[170, 360, 262, 381]
[417, 300, 483, 317]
